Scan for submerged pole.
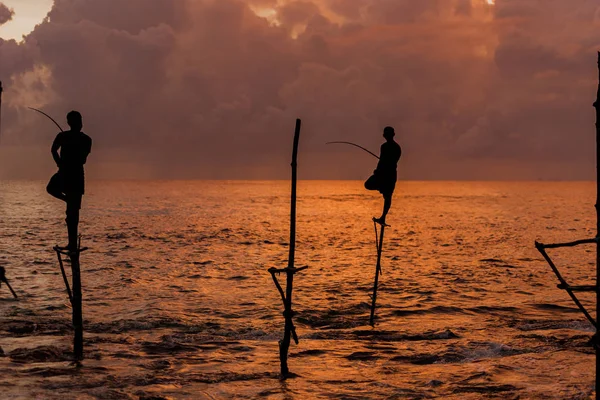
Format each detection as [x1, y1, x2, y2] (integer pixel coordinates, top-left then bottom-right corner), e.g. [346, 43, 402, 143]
[594, 50, 600, 400]
[289, 119, 300, 269]
[71, 248, 83, 360]
[370, 223, 385, 326]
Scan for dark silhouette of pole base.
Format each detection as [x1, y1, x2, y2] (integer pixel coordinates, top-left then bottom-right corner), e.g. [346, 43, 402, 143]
[268, 265, 308, 376]
[535, 52, 600, 399]
[54, 237, 88, 362]
[267, 119, 308, 378]
[369, 220, 387, 326]
[0, 266, 18, 299]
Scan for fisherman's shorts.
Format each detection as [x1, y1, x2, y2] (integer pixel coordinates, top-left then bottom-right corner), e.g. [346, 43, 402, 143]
[47, 171, 84, 211]
[47, 170, 85, 197]
[364, 172, 396, 197]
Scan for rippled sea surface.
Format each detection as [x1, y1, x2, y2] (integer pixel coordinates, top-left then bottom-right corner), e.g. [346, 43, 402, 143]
[0, 181, 598, 399]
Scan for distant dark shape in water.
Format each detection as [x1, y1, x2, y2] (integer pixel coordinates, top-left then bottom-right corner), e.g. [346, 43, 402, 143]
[0, 266, 18, 298]
[364, 126, 401, 225]
[46, 111, 92, 250]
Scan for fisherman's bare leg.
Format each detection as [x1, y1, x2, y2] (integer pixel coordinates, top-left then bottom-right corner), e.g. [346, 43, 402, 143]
[65, 193, 82, 251]
[373, 193, 392, 225]
[381, 194, 392, 222]
[47, 172, 67, 202]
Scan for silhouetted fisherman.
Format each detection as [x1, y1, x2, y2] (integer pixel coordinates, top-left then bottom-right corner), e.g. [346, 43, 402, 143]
[364, 126, 401, 225]
[46, 111, 92, 251]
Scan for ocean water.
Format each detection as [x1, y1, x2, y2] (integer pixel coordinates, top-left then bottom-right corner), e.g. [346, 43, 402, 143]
[0, 180, 597, 399]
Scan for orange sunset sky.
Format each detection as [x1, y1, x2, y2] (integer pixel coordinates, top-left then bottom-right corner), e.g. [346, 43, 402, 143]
[0, 0, 599, 180]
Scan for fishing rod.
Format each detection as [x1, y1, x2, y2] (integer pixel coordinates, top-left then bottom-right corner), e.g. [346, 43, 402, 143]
[326, 141, 379, 159]
[29, 106, 71, 304]
[0, 90, 64, 143]
[28, 107, 64, 132]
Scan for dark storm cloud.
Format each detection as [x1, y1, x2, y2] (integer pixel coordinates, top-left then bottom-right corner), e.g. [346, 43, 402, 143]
[0, 2, 14, 25]
[0, 0, 599, 180]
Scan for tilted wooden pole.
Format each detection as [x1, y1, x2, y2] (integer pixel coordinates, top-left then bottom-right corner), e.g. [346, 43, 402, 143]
[370, 222, 385, 326]
[54, 248, 73, 303]
[289, 119, 300, 270]
[281, 118, 301, 376]
[594, 50, 600, 399]
[282, 119, 301, 374]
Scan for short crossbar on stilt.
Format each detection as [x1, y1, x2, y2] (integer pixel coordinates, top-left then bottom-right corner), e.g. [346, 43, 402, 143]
[535, 240, 597, 329]
[535, 237, 599, 397]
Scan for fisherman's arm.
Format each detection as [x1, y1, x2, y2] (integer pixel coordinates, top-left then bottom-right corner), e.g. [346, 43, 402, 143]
[375, 144, 386, 172]
[82, 136, 92, 164]
[51, 134, 62, 167]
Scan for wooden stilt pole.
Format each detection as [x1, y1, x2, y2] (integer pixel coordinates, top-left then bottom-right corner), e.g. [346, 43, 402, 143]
[268, 118, 307, 378]
[370, 222, 385, 326]
[71, 247, 83, 361]
[54, 243, 88, 362]
[281, 119, 299, 376]
[594, 50, 600, 400]
[281, 118, 301, 376]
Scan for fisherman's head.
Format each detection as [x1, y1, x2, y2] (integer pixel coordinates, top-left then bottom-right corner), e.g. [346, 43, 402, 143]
[67, 111, 83, 132]
[383, 126, 395, 141]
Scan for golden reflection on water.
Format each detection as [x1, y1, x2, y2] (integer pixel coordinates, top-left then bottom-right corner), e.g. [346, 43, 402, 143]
[0, 181, 596, 399]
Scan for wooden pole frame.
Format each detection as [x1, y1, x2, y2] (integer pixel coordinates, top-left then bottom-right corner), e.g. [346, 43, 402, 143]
[268, 118, 307, 377]
[535, 52, 600, 398]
